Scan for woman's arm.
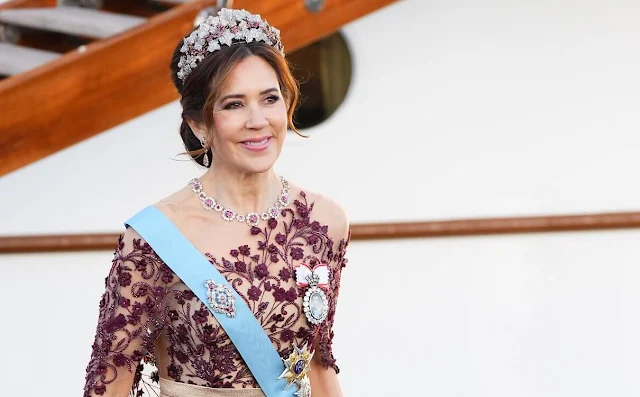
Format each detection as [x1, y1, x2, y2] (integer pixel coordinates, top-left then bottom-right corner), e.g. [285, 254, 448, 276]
[84, 228, 168, 397]
[309, 199, 350, 397]
[309, 348, 344, 397]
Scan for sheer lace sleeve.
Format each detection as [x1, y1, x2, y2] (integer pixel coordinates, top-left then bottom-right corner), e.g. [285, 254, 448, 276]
[84, 227, 172, 396]
[316, 208, 351, 373]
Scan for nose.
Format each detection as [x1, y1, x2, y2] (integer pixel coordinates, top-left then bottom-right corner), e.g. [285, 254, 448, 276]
[245, 105, 268, 130]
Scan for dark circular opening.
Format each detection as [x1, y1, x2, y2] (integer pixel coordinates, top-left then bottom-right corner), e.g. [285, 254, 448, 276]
[287, 32, 352, 130]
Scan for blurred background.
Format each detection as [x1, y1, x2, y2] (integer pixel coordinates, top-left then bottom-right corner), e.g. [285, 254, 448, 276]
[1, 0, 639, 396]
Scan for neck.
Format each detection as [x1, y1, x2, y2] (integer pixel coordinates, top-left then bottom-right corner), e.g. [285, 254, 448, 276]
[197, 164, 281, 215]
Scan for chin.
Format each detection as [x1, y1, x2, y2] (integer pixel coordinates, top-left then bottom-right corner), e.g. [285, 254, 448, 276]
[237, 156, 279, 174]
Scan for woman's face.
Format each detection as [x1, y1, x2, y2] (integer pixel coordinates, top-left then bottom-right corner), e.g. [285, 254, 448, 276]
[210, 55, 288, 174]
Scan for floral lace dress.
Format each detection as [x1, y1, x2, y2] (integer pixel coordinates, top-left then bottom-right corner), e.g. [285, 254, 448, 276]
[83, 191, 349, 396]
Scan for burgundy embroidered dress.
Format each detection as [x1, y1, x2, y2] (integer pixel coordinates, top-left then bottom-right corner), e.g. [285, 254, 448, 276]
[83, 191, 349, 396]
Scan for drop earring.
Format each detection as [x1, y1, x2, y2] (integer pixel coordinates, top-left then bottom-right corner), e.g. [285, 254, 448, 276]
[200, 137, 210, 167]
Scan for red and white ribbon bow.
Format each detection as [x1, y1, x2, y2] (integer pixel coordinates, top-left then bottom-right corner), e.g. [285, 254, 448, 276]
[295, 263, 329, 288]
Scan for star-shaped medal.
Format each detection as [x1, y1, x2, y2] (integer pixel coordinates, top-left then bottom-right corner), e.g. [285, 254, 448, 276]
[294, 376, 312, 397]
[277, 343, 314, 389]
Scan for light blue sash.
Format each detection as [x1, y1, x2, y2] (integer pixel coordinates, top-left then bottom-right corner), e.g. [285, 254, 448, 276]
[125, 205, 294, 397]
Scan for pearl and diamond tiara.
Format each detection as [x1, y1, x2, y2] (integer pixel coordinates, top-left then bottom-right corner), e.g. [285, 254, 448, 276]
[176, 8, 284, 81]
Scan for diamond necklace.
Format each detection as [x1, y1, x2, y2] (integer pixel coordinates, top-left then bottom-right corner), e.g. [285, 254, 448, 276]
[188, 176, 291, 227]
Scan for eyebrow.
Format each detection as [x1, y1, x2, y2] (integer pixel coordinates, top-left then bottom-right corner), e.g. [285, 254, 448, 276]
[219, 88, 279, 102]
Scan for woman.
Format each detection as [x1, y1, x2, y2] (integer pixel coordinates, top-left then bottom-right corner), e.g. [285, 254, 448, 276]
[83, 8, 349, 397]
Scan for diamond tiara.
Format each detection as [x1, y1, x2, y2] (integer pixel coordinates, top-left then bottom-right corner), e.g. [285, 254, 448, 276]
[176, 8, 285, 81]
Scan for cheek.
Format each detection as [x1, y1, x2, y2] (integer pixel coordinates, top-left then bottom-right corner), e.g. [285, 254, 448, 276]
[213, 114, 240, 142]
[269, 104, 288, 130]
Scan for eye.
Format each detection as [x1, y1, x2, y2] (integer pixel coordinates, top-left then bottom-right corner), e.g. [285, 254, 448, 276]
[224, 101, 243, 110]
[264, 95, 280, 104]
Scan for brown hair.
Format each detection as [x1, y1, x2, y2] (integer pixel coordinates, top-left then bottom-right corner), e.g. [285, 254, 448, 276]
[170, 40, 301, 167]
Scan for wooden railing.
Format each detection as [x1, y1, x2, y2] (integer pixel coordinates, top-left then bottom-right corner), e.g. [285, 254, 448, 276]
[2, 211, 639, 253]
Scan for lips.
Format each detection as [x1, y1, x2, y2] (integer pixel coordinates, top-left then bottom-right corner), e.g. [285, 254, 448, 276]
[240, 136, 272, 151]
[242, 136, 270, 144]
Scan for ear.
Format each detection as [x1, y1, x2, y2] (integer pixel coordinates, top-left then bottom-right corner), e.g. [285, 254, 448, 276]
[185, 118, 208, 141]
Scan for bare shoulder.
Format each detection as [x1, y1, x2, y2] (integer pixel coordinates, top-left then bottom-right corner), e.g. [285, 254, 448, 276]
[119, 186, 195, 255]
[152, 185, 198, 225]
[294, 185, 350, 242]
[123, 185, 197, 240]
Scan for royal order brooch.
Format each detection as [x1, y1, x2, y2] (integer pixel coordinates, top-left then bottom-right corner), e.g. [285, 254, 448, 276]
[296, 263, 329, 325]
[278, 343, 313, 396]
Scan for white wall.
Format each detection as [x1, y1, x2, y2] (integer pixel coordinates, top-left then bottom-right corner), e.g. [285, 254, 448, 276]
[1, 0, 639, 396]
[2, 231, 639, 396]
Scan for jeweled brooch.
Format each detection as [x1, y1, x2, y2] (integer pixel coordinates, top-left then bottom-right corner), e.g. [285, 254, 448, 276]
[205, 280, 236, 318]
[296, 263, 329, 325]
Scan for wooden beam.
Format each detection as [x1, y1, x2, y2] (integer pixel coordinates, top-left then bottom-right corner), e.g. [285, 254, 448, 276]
[0, 0, 55, 10]
[233, 0, 398, 53]
[2, 211, 640, 253]
[0, 0, 397, 176]
[0, 0, 217, 176]
[350, 211, 640, 240]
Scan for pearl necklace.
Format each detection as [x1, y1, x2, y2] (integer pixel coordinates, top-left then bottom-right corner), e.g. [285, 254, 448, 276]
[188, 176, 291, 227]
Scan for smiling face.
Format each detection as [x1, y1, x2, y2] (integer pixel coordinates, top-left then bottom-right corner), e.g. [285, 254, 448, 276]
[208, 55, 288, 174]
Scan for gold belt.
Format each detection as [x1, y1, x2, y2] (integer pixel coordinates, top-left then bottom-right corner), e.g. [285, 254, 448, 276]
[159, 377, 265, 397]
